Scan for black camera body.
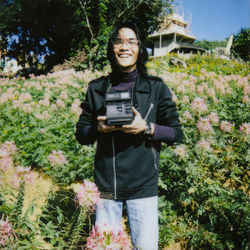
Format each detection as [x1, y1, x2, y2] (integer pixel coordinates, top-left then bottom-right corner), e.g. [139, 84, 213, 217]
[105, 91, 134, 126]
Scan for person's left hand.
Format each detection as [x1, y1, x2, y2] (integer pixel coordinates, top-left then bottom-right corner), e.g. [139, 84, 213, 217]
[121, 107, 146, 134]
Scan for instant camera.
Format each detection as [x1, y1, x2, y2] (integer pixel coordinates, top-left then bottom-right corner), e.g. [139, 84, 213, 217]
[105, 91, 134, 126]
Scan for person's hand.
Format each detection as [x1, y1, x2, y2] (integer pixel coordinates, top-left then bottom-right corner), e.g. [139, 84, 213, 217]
[97, 116, 121, 133]
[121, 107, 147, 134]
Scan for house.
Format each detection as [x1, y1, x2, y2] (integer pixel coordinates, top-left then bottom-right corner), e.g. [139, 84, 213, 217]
[148, 13, 205, 57]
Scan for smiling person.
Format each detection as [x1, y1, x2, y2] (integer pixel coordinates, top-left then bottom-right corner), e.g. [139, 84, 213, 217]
[76, 20, 183, 249]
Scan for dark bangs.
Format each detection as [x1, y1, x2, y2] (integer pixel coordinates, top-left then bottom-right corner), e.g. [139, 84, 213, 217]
[107, 21, 149, 76]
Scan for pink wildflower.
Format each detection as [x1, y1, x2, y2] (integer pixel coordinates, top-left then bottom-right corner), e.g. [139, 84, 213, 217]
[207, 112, 219, 125]
[86, 225, 131, 250]
[1, 141, 17, 155]
[59, 91, 68, 100]
[191, 97, 208, 114]
[242, 95, 250, 104]
[239, 123, 250, 135]
[174, 145, 187, 160]
[71, 103, 82, 116]
[243, 85, 250, 95]
[76, 180, 100, 211]
[56, 99, 66, 108]
[220, 121, 233, 133]
[226, 87, 233, 95]
[19, 92, 32, 102]
[21, 103, 33, 113]
[197, 85, 205, 94]
[38, 99, 50, 107]
[182, 111, 193, 121]
[11, 165, 34, 187]
[176, 85, 186, 94]
[214, 80, 226, 95]
[196, 139, 211, 152]
[50, 104, 58, 111]
[0, 215, 14, 247]
[206, 88, 216, 98]
[49, 150, 67, 166]
[182, 96, 190, 104]
[197, 118, 214, 134]
[0, 151, 12, 171]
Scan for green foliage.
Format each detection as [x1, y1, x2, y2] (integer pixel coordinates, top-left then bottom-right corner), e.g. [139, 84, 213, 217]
[194, 39, 228, 51]
[232, 28, 250, 61]
[0, 0, 173, 71]
[12, 183, 25, 219]
[0, 54, 249, 248]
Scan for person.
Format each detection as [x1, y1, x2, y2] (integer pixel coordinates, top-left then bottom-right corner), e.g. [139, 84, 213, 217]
[75, 20, 183, 250]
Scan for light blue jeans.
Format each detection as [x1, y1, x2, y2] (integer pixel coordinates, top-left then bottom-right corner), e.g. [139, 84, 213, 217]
[95, 196, 158, 250]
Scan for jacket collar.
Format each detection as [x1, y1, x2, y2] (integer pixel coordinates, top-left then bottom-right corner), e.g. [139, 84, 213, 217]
[94, 72, 149, 94]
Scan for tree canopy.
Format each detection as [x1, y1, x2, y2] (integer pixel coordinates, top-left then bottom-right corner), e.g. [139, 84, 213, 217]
[0, 0, 173, 71]
[232, 28, 250, 61]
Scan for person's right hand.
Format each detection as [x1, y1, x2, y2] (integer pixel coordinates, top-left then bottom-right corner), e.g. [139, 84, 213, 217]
[97, 116, 121, 133]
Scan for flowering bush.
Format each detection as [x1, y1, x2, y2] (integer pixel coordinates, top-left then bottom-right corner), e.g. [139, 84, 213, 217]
[0, 55, 249, 248]
[76, 180, 100, 211]
[0, 215, 15, 247]
[87, 225, 131, 250]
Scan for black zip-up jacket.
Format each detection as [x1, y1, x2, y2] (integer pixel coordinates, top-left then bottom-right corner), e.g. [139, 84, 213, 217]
[76, 73, 183, 200]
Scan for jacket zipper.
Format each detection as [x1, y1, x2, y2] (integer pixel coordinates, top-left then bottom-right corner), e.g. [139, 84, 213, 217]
[144, 103, 154, 120]
[151, 146, 158, 170]
[111, 135, 117, 199]
[144, 103, 158, 170]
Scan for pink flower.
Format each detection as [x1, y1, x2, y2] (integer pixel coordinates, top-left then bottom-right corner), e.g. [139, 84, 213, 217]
[182, 96, 190, 104]
[76, 181, 100, 211]
[86, 225, 131, 250]
[0, 154, 12, 172]
[59, 91, 68, 100]
[38, 99, 50, 107]
[220, 121, 233, 133]
[207, 112, 219, 125]
[11, 165, 34, 187]
[196, 139, 211, 152]
[182, 111, 193, 121]
[19, 92, 32, 102]
[239, 123, 250, 135]
[206, 88, 216, 98]
[71, 103, 82, 116]
[242, 95, 250, 104]
[174, 145, 187, 160]
[214, 80, 225, 95]
[56, 99, 66, 108]
[226, 87, 233, 95]
[197, 118, 214, 134]
[191, 97, 208, 114]
[21, 103, 33, 113]
[1, 141, 17, 155]
[0, 215, 14, 247]
[49, 150, 67, 166]
[176, 85, 186, 94]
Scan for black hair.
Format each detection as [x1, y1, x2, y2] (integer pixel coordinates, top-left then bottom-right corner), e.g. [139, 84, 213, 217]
[107, 20, 149, 76]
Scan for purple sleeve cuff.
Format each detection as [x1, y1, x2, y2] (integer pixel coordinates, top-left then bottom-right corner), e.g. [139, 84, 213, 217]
[152, 123, 175, 143]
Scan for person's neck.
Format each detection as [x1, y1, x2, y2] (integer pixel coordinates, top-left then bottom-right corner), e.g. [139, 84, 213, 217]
[111, 69, 137, 83]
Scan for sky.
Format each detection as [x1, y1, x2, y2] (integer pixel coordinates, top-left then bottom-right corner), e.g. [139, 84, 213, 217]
[173, 0, 250, 41]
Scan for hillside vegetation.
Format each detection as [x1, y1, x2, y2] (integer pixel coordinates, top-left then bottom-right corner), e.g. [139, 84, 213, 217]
[0, 54, 249, 249]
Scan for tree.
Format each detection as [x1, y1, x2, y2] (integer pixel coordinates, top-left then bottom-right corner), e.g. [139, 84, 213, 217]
[0, 0, 173, 71]
[194, 39, 228, 51]
[232, 28, 250, 61]
[0, 0, 173, 72]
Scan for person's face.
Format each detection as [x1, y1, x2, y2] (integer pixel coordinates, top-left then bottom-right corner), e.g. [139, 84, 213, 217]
[113, 28, 139, 72]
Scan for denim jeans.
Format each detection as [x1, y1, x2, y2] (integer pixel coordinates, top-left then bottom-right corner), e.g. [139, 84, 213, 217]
[95, 196, 158, 250]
